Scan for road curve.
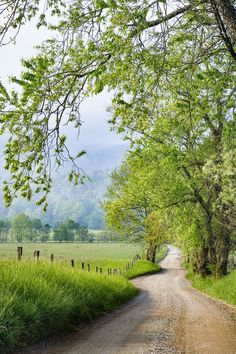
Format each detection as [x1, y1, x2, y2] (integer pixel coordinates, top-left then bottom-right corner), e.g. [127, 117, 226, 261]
[25, 246, 236, 354]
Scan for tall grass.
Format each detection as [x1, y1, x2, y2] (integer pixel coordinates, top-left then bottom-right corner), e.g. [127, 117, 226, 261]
[155, 244, 168, 263]
[0, 261, 137, 353]
[126, 260, 160, 279]
[186, 267, 236, 306]
[0, 244, 166, 352]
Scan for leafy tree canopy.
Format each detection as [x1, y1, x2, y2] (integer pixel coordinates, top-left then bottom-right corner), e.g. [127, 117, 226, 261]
[0, 1, 236, 209]
[0, 0, 236, 276]
[102, 157, 169, 261]
[104, 51, 236, 276]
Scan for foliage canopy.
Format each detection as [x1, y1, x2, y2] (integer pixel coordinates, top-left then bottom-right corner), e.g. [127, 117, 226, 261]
[0, 0, 236, 275]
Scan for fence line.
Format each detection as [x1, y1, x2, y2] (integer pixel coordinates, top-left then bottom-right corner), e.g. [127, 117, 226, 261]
[13, 247, 142, 276]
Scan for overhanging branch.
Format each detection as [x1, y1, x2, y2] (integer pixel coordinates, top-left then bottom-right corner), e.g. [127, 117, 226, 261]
[143, 5, 191, 30]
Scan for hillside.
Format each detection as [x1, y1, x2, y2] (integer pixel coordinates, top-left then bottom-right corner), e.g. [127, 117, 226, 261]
[0, 144, 128, 227]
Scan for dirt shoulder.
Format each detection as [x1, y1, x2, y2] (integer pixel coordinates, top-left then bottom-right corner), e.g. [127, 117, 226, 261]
[22, 246, 236, 354]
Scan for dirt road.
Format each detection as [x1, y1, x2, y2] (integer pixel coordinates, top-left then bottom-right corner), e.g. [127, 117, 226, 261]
[26, 246, 236, 354]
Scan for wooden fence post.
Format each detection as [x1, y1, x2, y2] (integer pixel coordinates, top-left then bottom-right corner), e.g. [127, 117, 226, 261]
[17, 247, 23, 261]
[50, 254, 54, 263]
[87, 264, 90, 272]
[82, 262, 84, 270]
[71, 259, 75, 268]
[96, 266, 99, 273]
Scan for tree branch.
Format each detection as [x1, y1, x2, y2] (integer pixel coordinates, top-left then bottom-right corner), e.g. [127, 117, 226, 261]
[143, 5, 191, 30]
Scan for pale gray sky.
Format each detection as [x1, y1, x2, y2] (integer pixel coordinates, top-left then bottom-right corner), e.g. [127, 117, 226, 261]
[1, 19, 124, 148]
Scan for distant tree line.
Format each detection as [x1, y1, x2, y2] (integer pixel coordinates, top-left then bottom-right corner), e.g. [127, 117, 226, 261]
[0, 213, 123, 243]
[0, 170, 109, 230]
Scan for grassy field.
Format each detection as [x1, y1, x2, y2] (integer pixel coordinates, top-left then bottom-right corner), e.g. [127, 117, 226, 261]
[186, 267, 236, 307]
[0, 242, 157, 277]
[0, 242, 143, 260]
[0, 243, 165, 353]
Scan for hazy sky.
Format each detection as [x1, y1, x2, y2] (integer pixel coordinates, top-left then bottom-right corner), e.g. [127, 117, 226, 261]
[1, 20, 124, 148]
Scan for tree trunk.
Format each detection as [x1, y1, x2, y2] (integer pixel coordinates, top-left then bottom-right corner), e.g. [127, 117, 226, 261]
[146, 244, 157, 263]
[213, 0, 236, 43]
[215, 215, 231, 276]
[146, 248, 150, 261]
[204, 211, 217, 268]
[193, 246, 210, 277]
[210, 0, 236, 60]
[150, 245, 157, 263]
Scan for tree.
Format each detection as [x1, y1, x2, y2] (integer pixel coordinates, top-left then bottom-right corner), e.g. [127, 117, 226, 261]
[0, 219, 11, 242]
[103, 160, 168, 262]
[53, 221, 76, 242]
[109, 54, 236, 276]
[0, 0, 236, 276]
[30, 218, 43, 242]
[42, 223, 51, 242]
[64, 219, 80, 241]
[145, 212, 168, 263]
[1, 1, 236, 58]
[11, 213, 31, 242]
[0, 0, 63, 46]
[78, 227, 89, 243]
[1, 1, 236, 209]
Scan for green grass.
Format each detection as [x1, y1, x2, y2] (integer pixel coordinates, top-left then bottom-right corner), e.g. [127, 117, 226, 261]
[126, 260, 160, 279]
[0, 243, 165, 353]
[0, 242, 143, 260]
[186, 267, 236, 306]
[156, 244, 168, 262]
[0, 242, 164, 277]
[0, 261, 138, 353]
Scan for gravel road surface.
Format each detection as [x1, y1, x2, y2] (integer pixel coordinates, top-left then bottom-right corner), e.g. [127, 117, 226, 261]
[24, 246, 236, 354]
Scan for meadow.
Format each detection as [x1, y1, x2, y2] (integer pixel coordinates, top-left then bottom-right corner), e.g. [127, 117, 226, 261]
[0, 243, 166, 353]
[0, 242, 143, 260]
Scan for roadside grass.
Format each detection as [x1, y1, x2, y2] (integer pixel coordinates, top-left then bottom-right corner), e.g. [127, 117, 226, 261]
[186, 266, 236, 306]
[156, 244, 168, 262]
[126, 260, 160, 279]
[0, 243, 166, 352]
[0, 261, 138, 353]
[65, 244, 167, 276]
